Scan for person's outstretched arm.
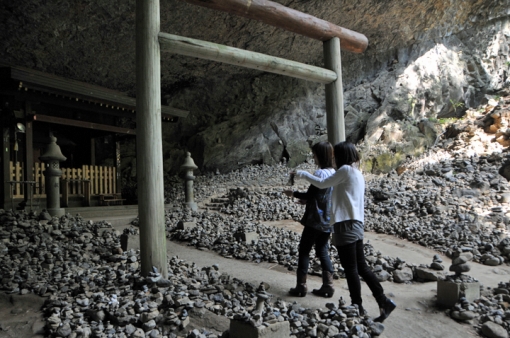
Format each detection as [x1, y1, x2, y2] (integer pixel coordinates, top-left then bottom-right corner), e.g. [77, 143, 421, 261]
[296, 167, 346, 189]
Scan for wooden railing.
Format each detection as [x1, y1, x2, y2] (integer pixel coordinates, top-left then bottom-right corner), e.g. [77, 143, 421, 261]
[9, 162, 117, 198]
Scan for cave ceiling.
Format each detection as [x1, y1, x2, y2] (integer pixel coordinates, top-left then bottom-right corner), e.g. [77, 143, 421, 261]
[1, 0, 505, 104]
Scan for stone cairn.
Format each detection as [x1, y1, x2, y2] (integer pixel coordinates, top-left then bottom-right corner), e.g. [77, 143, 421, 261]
[448, 249, 475, 281]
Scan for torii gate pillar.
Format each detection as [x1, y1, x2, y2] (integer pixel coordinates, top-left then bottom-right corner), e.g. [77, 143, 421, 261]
[324, 37, 345, 145]
[136, 0, 168, 279]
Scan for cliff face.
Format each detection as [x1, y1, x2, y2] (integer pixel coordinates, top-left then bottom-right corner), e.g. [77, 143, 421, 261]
[1, 0, 509, 174]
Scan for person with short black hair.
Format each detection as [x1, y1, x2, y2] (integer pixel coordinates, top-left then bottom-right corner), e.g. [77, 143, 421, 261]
[283, 141, 335, 297]
[295, 141, 396, 322]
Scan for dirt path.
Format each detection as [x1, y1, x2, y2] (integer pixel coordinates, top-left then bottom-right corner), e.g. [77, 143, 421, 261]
[267, 219, 506, 338]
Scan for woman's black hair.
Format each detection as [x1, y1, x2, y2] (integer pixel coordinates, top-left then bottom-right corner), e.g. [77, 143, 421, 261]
[311, 141, 334, 169]
[334, 141, 360, 168]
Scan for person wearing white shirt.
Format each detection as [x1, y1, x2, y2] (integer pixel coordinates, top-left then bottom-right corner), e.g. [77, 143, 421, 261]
[295, 141, 396, 323]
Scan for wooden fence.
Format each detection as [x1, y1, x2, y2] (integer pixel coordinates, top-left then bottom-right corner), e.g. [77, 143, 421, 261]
[8, 162, 117, 198]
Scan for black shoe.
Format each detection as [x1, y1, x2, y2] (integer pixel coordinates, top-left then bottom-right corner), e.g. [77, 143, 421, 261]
[312, 285, 334, 298]
[289, 284, 307, 297]
[374, 299, 396, 323]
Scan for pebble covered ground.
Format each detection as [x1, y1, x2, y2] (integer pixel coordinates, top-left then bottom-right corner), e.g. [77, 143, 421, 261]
[2, 97, 510, 337]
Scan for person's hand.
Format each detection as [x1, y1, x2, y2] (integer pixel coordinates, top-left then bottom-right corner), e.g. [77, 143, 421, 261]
[294, 170, 305, 178]
[296, 199, 306, 205]
[283, 190, 294, 197]
[287, 171, 296, 186]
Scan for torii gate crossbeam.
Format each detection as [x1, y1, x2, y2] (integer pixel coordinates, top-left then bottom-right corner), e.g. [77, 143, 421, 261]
[180, 0, 368, 54]
[158, 33, 337, 84]
[180, 0, 369, 144]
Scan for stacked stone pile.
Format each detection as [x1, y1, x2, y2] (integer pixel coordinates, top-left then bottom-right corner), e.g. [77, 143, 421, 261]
[219, 187, 305, 221]
[172, 154, 510, 272]
[0, 211, 127, 296]
[233, 296, 386, 338]
[6, 205, 510, 337]
[448, 248, 476, 280]
[4, 97, 510, 337]
[191, 147, 510, 267]
[164, 163, 300, 206]
[0, 208, 390, 337]
[363, 150, 510, 266]
[446, 279, 510, 338]
[165, 208, 416, 283]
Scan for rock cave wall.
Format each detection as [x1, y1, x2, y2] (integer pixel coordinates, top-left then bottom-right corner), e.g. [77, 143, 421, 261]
[163, 17, 510, 175]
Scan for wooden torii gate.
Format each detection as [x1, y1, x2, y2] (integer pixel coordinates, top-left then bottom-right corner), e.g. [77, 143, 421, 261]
[136, 0, 368, 278]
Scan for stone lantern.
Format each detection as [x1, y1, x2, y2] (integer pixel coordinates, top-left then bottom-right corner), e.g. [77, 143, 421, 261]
[39, 133, 67, 216]
[181, 152, 198, 211]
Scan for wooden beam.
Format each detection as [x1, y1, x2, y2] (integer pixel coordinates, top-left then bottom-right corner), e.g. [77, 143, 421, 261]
[180, 0, 368, 54]
[136, 0, 168, 278]
[11, 89, 138, 119]
[159, 33, 337, 84]
[33, 114, 136, 135]
[0, 66, 189, 118]
[324, 38, 345, 144]
[12, 89, 182, 122]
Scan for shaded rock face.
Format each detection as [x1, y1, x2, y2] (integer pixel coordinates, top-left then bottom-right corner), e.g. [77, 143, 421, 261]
[165, 76, 327, 172]
[1, 0, 509, 174]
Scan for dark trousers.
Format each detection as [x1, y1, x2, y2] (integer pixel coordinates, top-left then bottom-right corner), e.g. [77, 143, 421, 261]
[336, 239, 385, 306]
[297, 226, 333, 276]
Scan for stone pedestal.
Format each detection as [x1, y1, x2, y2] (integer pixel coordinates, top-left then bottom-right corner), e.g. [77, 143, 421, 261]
[234, 231, 259, 244]
[177, 221, 197, 230]
[229, 320, 290, 338]
[437, 280, 480, 307]
[120, 233, 129, 251]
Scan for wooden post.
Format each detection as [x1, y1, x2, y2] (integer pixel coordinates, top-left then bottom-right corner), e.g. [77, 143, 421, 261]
[61, 179, 69, 207]
[324, 38, 345, 145]
[180, 0, 368, 54]
[136, 0, 168, 278]
[90, 138, 96, 166]
[99, 166, 104, 195]
[24, 101, 34, 206]
[0, 124, 10, 209]
[94, 165, 98, 195]
[114, 135, 122, 194]
[83, 180, 91, 206]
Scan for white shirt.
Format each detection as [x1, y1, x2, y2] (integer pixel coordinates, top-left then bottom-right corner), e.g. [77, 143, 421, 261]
[296, 165, 365, 224]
